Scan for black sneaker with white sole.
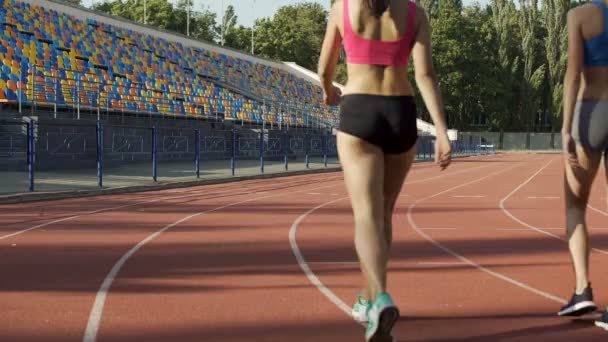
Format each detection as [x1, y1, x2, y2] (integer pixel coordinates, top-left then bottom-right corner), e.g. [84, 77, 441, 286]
[557, 285, 597, 317]
[595, 311, 608, 331]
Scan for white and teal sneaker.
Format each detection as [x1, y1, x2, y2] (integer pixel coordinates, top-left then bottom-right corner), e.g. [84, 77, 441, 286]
[352, 294, 372, 323]
[365, 292, 399, 342]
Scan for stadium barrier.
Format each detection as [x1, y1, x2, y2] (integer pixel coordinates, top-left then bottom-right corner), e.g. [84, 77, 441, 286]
[0, 118, 496, 193]
[458, 132, 561, 151]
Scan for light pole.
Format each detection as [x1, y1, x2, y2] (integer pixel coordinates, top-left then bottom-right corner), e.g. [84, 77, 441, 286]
[143, 0, 147, 24]
[251, 0, 255, 54]
[220, 0, 225, 45]
[187, 0, 191, 36]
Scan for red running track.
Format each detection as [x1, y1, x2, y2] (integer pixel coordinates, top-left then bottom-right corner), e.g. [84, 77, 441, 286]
[1, 153, 608, 341]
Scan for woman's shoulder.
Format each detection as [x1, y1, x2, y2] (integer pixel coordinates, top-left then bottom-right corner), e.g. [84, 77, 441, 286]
[568, 2, 601, 20]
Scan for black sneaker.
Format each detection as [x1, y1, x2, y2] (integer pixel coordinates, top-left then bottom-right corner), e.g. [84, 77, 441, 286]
[557, 285, 597, 317]
[595, 311, 608, 331]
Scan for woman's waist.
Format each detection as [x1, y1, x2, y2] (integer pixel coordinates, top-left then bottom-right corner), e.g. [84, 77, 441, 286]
[343, 78, 414, 97]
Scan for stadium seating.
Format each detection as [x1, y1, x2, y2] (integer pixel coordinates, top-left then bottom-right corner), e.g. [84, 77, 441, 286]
[0, 0, 339, 127]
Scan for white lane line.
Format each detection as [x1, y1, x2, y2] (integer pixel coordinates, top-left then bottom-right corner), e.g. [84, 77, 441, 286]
[500, 160, 608, 256]
[1, 174, 342, 241]
[528, 196, 560, 199]
[286, 157, 506, 329]
[0, 189, 224, 241]
[307, 261, 359, 265]
[289, 196, 361, 325]
[83, 178, 349, 342]
[416, 262, 467, 266]
[451, 195, 486, 198]
[79, 156, 508, 341]
[496, 228, 564, 232]
[5, 155, 500, 242]
[421, 227, 457, 230]
[407, 161, 567, 305]
[588, 204, 608, 217]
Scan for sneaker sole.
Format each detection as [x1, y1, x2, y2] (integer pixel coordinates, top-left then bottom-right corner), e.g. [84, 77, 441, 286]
[352, 310, 369, 323]
[369, 307, 400, 342]
[557, 301, 597, 317]
[595, 320, 608, 331]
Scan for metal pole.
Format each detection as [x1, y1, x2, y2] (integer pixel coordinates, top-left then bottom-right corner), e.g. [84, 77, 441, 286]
[18, 64, 22, 113]
[144, 0, 147, 25]
[323, 133, 328, 168]
[76, 73, 80, 120]
[260, 129, 264, 174]
[221, 0, 225, 46]
[251, 0, 255, 54]
[305, 134, 309, 168]
[54, 71, 58, 117]
[152, 126, 157, 182]
[28, 120, 35, 192]
[195, 128, 200, 178]
[231, 128, 236, 176]
[97, 121, 103, 188]
[284, 131, 288, 171]
[187, 0, 190, 36]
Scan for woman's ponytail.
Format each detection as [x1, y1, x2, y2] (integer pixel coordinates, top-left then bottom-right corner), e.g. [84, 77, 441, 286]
[367, 0, 389, 17]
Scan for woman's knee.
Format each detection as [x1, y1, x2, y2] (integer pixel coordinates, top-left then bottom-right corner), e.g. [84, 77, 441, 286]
[354, 214, 384, 232]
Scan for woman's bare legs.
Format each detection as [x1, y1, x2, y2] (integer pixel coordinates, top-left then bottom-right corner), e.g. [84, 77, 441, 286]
[338, 132, 387, 302]
[339, 132, 417, 302]
[564, 144, 601, 294]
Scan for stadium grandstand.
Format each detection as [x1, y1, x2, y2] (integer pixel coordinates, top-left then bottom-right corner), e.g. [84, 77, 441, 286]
[0, 0, 341, 128]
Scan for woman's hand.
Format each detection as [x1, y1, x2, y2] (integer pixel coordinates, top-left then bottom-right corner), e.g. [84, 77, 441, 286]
[562, 131, 580, 168]
[435, 133, 452, 170]
[323, 85, 342, 106]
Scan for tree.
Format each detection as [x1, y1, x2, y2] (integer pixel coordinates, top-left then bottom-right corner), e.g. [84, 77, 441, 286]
[225, 25, 253, 52]
[91, 0, 174, 28]
[254, 3, 328, 71]
[543, 0, 570, 130]
[519, 0, 545, 131]
[172, 0, 217, 42]
[218, 5, 237, 46]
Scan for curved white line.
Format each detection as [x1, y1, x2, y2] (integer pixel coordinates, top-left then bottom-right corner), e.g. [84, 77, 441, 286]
[1, 174, 341, 241]
[287, 155, 510, 328]
[288, 197, 358, 321]
[82, 178, 348, 342]
[83, 153, 502, 341]
[499, 159, 608, 256]
[406, 162, 567, 305]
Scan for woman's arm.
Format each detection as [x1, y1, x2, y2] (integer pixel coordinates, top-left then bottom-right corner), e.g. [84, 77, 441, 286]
[411, 8, 448, 136]
[563, 9, 584, 134]
[411, 7, 451, 168]
[318, 1, 342, 105]
[562, 9, 584, 166]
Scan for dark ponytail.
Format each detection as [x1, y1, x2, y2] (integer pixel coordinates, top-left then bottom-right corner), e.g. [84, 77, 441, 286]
[367, 0, 389, 17]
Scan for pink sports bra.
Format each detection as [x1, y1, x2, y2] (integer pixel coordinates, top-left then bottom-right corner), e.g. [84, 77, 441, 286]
[342, 0, 417, 66]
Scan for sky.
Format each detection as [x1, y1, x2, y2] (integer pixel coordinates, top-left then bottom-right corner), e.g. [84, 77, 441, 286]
[81, 0, 489, 28]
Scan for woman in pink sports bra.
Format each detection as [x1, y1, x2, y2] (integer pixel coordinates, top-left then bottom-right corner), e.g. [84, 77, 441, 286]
[318, 0, 451, 340]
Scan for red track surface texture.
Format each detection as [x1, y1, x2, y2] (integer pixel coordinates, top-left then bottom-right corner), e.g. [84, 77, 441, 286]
[2, 153, 608, 341]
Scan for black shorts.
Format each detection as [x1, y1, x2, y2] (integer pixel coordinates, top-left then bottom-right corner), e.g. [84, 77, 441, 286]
[339, 94, 418, 154]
